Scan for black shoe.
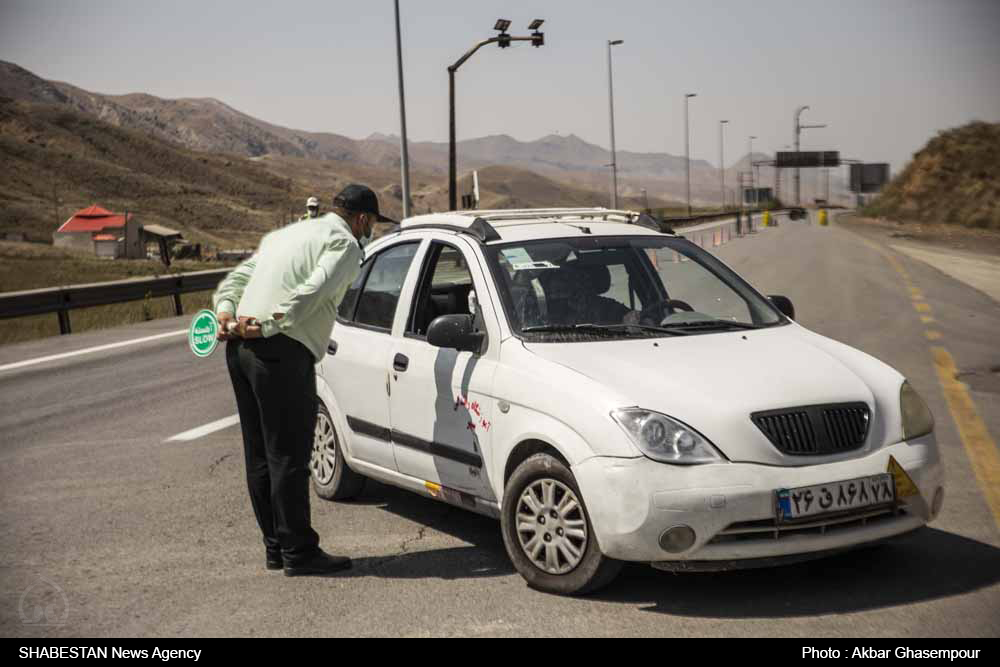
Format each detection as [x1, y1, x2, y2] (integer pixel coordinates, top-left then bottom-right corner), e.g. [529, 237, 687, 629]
[266, 550, 283, 571]
[283, 550, 352, 577]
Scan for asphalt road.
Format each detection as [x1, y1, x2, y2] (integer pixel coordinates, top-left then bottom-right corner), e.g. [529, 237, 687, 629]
[2, 215, 998, 638]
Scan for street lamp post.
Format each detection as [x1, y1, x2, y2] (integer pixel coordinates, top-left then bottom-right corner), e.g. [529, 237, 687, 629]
[794, 105, 826, 206]
[393, 0, 411, 218]
[684, 93, 697, 216]
[607, 39, 624, 209]
[448, 19, 546, 211]
[719, 119, 728, 210]
[748, 135, 757, 207]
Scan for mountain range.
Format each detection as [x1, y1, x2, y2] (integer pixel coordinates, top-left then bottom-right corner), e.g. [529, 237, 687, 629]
[0, 59, 845, 244]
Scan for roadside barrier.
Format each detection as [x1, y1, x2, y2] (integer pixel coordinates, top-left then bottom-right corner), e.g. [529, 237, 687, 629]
[0, 269, 230, 335]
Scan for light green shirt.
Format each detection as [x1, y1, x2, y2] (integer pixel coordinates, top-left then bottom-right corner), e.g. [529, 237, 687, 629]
[213, 213, 363, 362]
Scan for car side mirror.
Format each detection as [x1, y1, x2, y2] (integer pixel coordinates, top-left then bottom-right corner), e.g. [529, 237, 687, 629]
[427, 314, 484, 353]
[768, 295, 795, 320]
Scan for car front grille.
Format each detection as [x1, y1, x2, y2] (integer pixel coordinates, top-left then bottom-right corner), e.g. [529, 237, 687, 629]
[708, 504, 906, 544]
[751, 402, 870, 456]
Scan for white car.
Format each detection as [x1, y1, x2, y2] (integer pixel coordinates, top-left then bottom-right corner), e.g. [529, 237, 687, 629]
[310, 208, 944, 595]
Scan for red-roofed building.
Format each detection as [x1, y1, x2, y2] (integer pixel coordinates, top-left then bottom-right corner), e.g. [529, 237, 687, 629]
[53, 205, 134, 254]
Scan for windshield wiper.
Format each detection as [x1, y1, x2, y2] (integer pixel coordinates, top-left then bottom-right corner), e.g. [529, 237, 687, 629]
[662, 319, 761, 331]
[521, 323, 688, 336]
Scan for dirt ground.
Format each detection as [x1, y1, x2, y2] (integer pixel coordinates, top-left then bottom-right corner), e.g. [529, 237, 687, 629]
[839, 214, 1000, 258]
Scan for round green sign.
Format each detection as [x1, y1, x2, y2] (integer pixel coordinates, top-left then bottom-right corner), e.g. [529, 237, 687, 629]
[189, 309, 219, 357]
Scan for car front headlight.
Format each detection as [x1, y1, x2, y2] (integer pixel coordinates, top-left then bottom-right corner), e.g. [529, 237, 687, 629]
[900, 380, 934, 440]
[611, 408, 725, 464]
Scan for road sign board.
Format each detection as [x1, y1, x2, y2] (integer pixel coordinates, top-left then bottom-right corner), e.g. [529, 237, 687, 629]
[188, 309, 219, 357]
[850, 163, 890, 193]
[776, 151, 841, 168]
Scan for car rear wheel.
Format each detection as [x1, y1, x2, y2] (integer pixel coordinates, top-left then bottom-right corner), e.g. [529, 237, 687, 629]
[501, 453, 622, 595]
[310, 402, 366, 501]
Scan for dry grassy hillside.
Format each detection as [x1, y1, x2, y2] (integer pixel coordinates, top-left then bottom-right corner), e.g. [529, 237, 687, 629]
[864, 121, 1000, 230]
[0, 97, 304, 246]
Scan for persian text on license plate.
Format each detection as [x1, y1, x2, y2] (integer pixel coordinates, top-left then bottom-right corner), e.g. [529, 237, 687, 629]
[775, 473, 895, 521]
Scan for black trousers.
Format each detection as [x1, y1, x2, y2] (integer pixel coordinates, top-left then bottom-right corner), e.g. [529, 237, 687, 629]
[226, 335, 320, 564]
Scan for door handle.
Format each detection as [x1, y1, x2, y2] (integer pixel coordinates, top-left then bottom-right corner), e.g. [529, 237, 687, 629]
[327, 340, 338, 356]
[393, 353, 409, 372]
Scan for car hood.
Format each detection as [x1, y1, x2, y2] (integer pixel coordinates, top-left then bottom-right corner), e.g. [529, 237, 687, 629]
[522, 325, 879, 466]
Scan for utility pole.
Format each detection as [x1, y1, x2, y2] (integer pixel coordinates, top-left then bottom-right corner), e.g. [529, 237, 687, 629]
[607, 39, 623, 209]
[393, 0, 412, 218]
[719, 120, 728, 210]
[684, 93, 697, 216]
[748, 135, 757, 207]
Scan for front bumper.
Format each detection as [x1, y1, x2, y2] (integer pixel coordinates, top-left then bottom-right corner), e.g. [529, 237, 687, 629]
[572, 435, 943, 563]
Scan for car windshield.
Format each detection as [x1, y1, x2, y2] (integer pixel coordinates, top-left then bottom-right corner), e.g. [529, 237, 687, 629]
[485, 235, 785, 341]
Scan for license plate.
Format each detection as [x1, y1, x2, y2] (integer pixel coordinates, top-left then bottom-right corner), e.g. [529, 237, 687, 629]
[775, 473, 895, 522]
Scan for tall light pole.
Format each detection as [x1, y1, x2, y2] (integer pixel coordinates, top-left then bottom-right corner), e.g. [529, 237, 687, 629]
[794, 105, 826, 206]
[393, 0, 412, 218]
[719, 119, 729, 210]
[606, 39, 623, 209]
[748, 135, 757, 207]
[448, 19, 546, 211]
[684, 93, 697, 216]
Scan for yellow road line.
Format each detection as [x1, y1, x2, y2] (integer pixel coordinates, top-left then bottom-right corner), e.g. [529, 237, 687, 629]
[932, 347, 1000, 532]
[855, 229, 1000, 531]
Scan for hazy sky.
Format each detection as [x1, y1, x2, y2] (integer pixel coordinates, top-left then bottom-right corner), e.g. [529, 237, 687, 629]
[1, 0, 998, 172]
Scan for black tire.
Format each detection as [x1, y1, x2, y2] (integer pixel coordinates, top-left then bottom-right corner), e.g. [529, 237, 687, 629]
[501, 453, 623, 595]
[310, 402, 366, 501]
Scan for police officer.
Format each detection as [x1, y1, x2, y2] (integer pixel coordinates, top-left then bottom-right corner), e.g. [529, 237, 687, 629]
[301, 196, 321, 220]
[213, 184, 393, 576]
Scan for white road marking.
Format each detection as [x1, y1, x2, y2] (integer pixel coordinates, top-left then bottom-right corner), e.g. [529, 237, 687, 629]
[0, 329, 188, 373]
[166, 414, 241, 442]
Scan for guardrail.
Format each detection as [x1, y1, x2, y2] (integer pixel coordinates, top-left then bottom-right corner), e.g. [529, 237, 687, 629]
[0, 207, 805, 336]
[0, 269, 230, 335]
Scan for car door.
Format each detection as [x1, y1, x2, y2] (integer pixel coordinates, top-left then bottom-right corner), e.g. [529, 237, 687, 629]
[388, 236, 501, 501]
[324, 240, 422, 472]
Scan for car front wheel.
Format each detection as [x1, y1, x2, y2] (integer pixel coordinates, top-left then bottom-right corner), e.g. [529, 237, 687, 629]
[310, 402, 366, 501]
[501, 453, 622, 595]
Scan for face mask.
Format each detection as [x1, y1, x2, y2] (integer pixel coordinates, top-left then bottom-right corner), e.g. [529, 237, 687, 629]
[358, 218, 373, 248]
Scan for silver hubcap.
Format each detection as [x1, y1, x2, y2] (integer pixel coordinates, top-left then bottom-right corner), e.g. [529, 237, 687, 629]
[516, 479, 588, 575]
[310, 411, 337, 485]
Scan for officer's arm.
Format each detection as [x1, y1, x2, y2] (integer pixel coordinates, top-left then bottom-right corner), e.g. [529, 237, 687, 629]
[259, 239, 362, 338]
[213, 255, 258, 316]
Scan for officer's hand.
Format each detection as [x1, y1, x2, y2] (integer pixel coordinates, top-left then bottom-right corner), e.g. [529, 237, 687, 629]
[217, 312, 234, 341]
[235, 316, 262, 339]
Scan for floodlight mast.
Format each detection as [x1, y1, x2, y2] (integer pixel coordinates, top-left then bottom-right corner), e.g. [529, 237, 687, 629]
[448, 19, 546, 211]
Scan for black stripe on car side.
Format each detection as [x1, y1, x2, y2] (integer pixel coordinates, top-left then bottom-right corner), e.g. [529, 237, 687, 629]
[390, 429, 483, 469]
[345, 416, 483, 469]
[345, 416, 391, 442]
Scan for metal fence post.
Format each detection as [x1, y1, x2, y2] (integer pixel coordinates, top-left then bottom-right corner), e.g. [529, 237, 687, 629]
[57, 309, 71, 335]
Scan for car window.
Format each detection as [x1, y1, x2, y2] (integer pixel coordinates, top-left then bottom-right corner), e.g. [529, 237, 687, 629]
[337, 261, 370, 321]
[486, 236, 783, 339]
[648, 246, 752, 322]
[408, 242, 476, 337]
[353, 243, 419, 330]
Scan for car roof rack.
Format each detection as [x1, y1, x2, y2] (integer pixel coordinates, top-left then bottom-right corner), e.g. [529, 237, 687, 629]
[401, 214, 502, 243]
[399, 208, 670, 242]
